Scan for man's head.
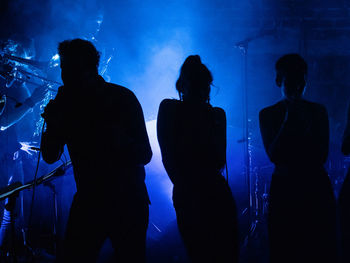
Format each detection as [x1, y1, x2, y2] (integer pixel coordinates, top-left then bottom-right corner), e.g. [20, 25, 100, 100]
[275, 54, 307, 100]
[58, 39, 100, 86]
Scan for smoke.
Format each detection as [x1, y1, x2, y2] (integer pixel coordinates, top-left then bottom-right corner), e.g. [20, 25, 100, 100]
[1, 0, 251, 241]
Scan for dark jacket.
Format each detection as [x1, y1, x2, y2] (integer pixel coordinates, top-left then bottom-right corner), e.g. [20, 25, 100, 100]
[41, 76, 152, 203]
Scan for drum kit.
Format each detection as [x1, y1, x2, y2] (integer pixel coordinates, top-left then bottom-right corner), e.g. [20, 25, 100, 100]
[0, 44, 71, 262]
[0, 50, 61, 90]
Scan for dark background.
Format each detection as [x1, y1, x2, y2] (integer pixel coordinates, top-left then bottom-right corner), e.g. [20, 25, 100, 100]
[1, 0, 350, 262]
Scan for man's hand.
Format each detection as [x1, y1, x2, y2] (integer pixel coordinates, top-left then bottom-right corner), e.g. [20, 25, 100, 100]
[42, 99, 65, 130]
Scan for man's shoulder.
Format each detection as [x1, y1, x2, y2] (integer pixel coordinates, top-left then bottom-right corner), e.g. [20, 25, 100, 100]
[104, 82, 139, 103]
[105, 82, 134, 96]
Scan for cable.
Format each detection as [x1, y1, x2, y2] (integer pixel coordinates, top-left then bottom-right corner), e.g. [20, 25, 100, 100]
[27, 120, 45, 233]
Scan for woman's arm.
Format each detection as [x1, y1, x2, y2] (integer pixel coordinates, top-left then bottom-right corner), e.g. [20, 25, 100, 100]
[259, 107, 290, 163]
[260, 102, 329, 165]
[212, 107, 227, 169]
[259, 102, 303, 162]
[157, 100, 175, 170]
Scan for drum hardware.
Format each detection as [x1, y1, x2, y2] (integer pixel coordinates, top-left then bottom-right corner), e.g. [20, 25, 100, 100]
[0, 51, 61, 94]
[14, 68, 61, 87]
[0, 53, 50, 71]
[0, 161, 72, 261]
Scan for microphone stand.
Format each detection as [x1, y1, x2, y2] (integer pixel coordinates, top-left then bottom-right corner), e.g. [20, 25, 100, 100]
[0, 161, 72, 202]
[0, 161, 72, 262]
[235, 28, 277, 247]
[43, 181, 58, 255]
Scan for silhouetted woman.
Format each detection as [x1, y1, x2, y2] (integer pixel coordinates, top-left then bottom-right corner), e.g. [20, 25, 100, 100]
[259, 54, 336, 263]
[157, 55, 239, 263]
[339, 103, 350, 263]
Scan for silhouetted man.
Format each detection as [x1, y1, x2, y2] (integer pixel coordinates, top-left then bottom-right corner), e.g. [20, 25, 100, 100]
[41, 39, 152, 263]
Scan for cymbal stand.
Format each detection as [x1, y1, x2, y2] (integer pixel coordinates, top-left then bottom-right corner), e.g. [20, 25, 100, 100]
[43, 180, 58, 255]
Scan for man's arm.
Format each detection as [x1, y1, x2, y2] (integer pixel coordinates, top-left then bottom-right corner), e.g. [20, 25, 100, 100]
[41, 126, 65, 164]
[116, 91, 152, 166]
[0, 85, 47, 131]
[40, 98, 66, 164]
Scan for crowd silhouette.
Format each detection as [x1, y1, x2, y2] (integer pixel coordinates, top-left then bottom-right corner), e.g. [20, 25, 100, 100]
[1, 38, 350, 263]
